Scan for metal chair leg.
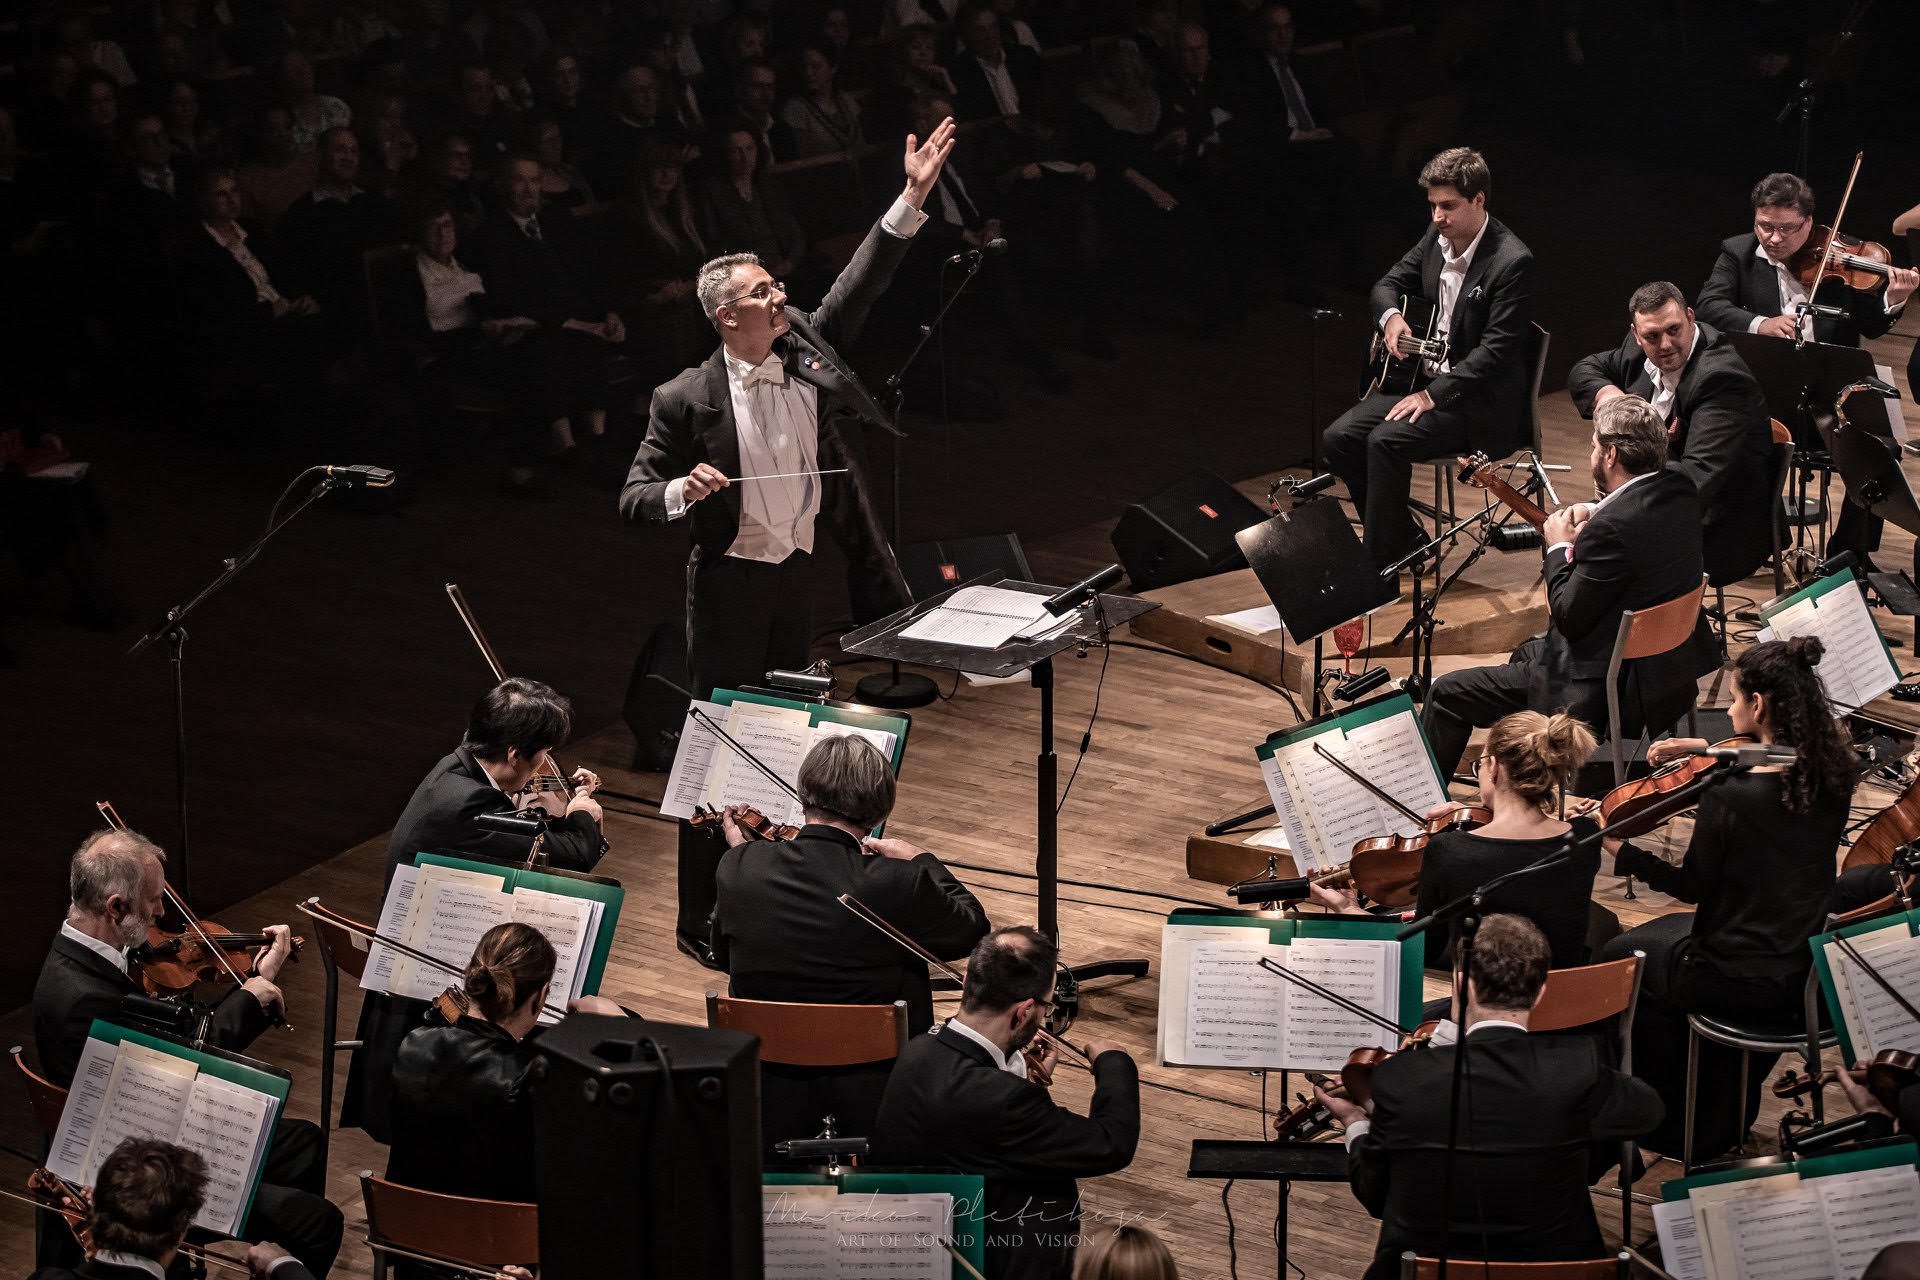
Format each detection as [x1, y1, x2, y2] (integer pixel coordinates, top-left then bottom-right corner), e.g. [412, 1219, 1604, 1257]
[1683, 1025, 1699, 1173]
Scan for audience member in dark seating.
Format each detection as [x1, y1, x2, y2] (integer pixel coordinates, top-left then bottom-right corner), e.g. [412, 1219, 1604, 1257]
[724, 58, 794, 164]
[780, 43, 864, 157]
[538, 48, 594, 144]
[413, 130, 487, 237]
[869, 25, 959, 142]
[524, 112, 596, 216]
[357, 91, 417, 201]
[236, 106, 318, 221]
[696, 127, 808, 284]
[610, 138, 712, 379]
[950, 0, 1046, 122]
[445, 60, 519, 174]
[275, 49, 351, 155]
[634, 23, 708, 137]
[585, 61, 670, 199]
[0, 426, 129, 631]
[156, 77, 211, 174]
[275, 125, 398, 334]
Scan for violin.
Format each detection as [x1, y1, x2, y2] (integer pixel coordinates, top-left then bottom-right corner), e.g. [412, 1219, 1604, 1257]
[133, 920, 304, 997]
[1770, 1050, 1919, 1113]
[28, 1168, 93, 1256]
[1344, 805, 1490, 909]
[1843, 769, 1920, 871]
[1272, 1021, 1442, 1139]
[1790, 225, 1896, 295]
[1458, 453, 1550, 530]
[690, 804, 801, 842]
[1597, 737, 1755, 836]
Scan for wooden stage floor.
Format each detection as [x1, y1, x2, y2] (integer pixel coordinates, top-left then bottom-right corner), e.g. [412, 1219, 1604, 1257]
[1, 322, 1914, 1279]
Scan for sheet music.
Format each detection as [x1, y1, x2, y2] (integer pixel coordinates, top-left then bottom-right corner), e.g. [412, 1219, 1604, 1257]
[1274, 746, 1376, 872]
[510, 887, 596, 1022]
[1652, 1199, 1706, 1280]
[1764, 582, 1898, 715]
[1182, 937, 1287, 1067]
[1827, 923, 1920, 1059]
[1693, 1176, 1803, 1280]
[361, 864, 420, 994]
[709, 702, 813, 825]
[1817, 1165, 1920, 1280]
[1209, 604, 1285, 636]
[1257, 751, 1318, 870]
[46, 1037, 119, 1182]
[80, 1042, 197, 1185]
[829, 1192, 952, 1280]
[762, 1185, 837, 1278]
[1158, 923, 1273, 1065]
[808, 721, 898, 770]
[1723, 1185, 1831, 1280]
[1279, 937, 1398, 1072]
[175, 1074, 275, 1235]
[662, 700, 729, 820]
[1340, 715, 1446, 828]
[390, 865, 511, 1000]
[897, 584, 1052, 648]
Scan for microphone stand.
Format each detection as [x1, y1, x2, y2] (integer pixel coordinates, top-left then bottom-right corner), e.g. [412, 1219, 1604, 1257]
[1395, 760, 1749, 1277]
[127, 467, 353, 898]
[1775, 0, 1875, 178]
[854, 249, 994, 709]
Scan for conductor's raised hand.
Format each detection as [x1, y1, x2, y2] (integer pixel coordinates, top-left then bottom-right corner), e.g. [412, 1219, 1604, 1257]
[684, 461, 730, 504]
[903, 115, 957, 207]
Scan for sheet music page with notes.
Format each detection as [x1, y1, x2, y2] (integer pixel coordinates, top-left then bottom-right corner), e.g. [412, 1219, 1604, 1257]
[1652, 1200, 1706, 1280]
[1693, 1175, 1803, 1280]
[1182, 936, 1287, 1068]
[389, 865, 511, 1000]
[361, 864, 419, 995]
[46, 1038, 119, 1183]
[661, 700, 729, 820]
[79, 1041, 198, 1185]
[808, 721, 897, 767]
[762, 1185, 837, 1278]
[829, 1191, 952, 1279]
[1761, 579, 1898, 715]
[1817, 1165, 1920, 1280]
[1826, 923, 1920, 1059]
[1256, 752, 1317, 869]
[1340, 715, 1446, 831]
[1275, 744, 1378, 872]
[175, 1074, 275, 1235]
[708, 702, 813, 825]
[1159, 922, 1275, 1065]
[1278, 937, 1399, 1072]
[509, 887, 596, 1022]
[1720, 1184, 1832, 1280]
[897, 584, 1052, 648]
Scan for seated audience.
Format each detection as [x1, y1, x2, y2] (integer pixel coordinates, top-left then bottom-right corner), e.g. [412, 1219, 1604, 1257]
[235, 106, 317, 221]
[695, 126, 808, 285]
[524, 112, 597, 215]
[412, 130, 487, 237]
[950, 0, 1046, 123]
[444, 60, 519, 174]
[608, 137, 713, 379]
[780, 43, 864, 157]
[274, 125, 399, 334]
[723, 58, 794, 163]
[274, 49, 351, 155]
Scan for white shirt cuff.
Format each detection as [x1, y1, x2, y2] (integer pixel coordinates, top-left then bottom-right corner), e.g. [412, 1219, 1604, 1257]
[882, 195, 928, 238]
[1378, 307, 1401, 330]
[1887, 294, 1908, 317]
[1546, 541, 1573, 557]
[267, 1258, 304, 1278]
[664, 475, 689, 520]
[1747, 314, 1768, 334]
[1343, 1118, 1370, 1148]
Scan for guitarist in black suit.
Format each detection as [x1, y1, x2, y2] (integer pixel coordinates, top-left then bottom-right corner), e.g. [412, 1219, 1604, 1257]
[1314, 914, 1662, 1280]
[1695, 172, 1918, 565]
[1421, 395, 1714, 781]
[1322, 147, 1536, 572]
[620, 117, 955, 965]
[1568, 281, 1773, 588]
[870, 926, 1140, 1280]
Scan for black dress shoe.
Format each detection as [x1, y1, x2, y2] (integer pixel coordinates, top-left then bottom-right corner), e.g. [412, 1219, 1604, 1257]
[675, 932, 723, 971]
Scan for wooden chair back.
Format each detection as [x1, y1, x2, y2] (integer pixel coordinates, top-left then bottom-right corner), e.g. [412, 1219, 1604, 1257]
[1619, 576, 1706, 661]
[1400, 1253, 1630, 1279]
[359, 1174, 539, 1271]
[1769, 417, 1795, 593]
[11, 1046, 68, 1139]
[1530, 954, 1641, 1034]
[706, 994, 909, 1067]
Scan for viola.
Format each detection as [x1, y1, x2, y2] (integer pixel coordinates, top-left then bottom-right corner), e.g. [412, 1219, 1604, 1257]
[133, 920, 304, 997]
[1789, 224, 1895, 295]
[1272, 1022, 1442, 1140]
[1844, 771, 1920, 871]
[28, 1168, 92, 1255]
[1770, 1050, 1919, 1113]
[690, 804, 801, 842]
[1457, 453, 1550, 530]
[1598, 736, 1755, 837]
[1343, 805, 1490, 909]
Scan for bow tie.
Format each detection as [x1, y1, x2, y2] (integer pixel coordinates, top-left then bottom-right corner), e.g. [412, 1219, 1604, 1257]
[742, 356, 787, 388]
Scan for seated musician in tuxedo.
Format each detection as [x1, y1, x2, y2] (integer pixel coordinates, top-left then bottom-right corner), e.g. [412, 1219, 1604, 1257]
[620, 116, 957, 970]
[344, 675, 605, 1143]
[871, 926, 1139, 1280]
[1569, 281, 1773, 589]
[29, 1137, 320, 1280]
[387, 921, 627, 1205]
[1695, 171, 1920, 566]
[1420, 394, 1715, 781]
[31, 832, 342, 1277]
[712, 732, 989, 1153]
[1322, 147, 1536, 573]
[1316, 914, 1663, 1280]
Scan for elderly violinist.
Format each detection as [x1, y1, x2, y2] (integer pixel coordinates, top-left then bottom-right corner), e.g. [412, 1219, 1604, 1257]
[712, 733, 988, 1152]
[1316, 914, 1661, 1280]
[31, 832, 342, 1277]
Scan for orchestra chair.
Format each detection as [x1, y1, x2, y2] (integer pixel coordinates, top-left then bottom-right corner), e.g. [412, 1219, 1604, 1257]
[1766, 419, 1798, 598]
[1398, 1253, 1631, 1278]
[1528, 953, 1645, 1245]
[306, 905, 369, 1172]
[10, 1046, 68, 1139]
[1602, 575, 1706, 790]
[359, 1173, 538, 1280]
[705, 994, 908, 1158]
[1426, 322, 1550, 577]
[1680, 966, 1835, 1173]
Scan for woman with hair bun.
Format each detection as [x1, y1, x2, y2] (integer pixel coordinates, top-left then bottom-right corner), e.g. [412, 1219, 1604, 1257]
[386, 922, 629, 1205]
[1600, 637, 1854, 1158]
[1314, 709, 1606, 970]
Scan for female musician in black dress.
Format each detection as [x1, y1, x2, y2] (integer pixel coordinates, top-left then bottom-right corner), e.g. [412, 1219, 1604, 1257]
[1600, 637, 1854, 1158]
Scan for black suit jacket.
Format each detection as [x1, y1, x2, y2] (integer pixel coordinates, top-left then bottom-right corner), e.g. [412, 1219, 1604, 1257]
[619, 215, 915, 619]
[469, 209, 600, 329]
[712, 824, 988, 1032]
[385, 747, 606, 886]
[949, 45, 1046, 123]
[1567, 323, 1774, 585]
[1370, 218, 1536, 452]
[871, 1027, 1140, 1280]
[31, 930, 272, 1087]
[29, 1259, 309, 1280]
[1697, 232, 1899, 347]
[387, 1015, 540, 1203]
[1535, 467, 1713, 738]
[1350, 1026, 1663, 1279]
[174, 220, 284, 334]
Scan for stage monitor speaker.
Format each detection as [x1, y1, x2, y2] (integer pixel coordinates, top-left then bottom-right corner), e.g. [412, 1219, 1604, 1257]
[622, 618, 691, 771]
[899, 533, 1034, 601]
[530, 1017, 761, 1280]
[1110, 470, 1266, 590]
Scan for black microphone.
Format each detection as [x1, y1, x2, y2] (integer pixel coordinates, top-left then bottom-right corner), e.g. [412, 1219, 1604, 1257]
[1524, 452, 1561, 506]
[1487, 524, 1544, 553]
[946, 237, 1008, 267]
[1815, 549, 1858, 579]
[1043, 563, 1124, 616]
[321, 464, 397, 488]
[1287, 472, 1339, 500]
[1230, 875, 1312, 905]
[476, 811, 546, 837]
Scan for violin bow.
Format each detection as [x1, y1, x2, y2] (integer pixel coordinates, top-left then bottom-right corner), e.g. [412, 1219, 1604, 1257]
[298, 898, 572, 1022]
[445, 583, 575, 800]
[1806, 151, 1865, 318]
[687, 706, 808, 811]
[836, 893, 1092, 1066]
[358, 1234, 526, 1280]
[1254, 955, 1409, 1039]
[1833, 931, 1920, 1029]
[96, 801, 257, 994]
[1309, 744, 1425, 826]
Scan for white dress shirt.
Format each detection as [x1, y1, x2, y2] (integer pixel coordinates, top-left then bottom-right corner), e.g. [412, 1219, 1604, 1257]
[94, 1254, 166, 1279]
[1379, 221, 1488, 376]
[204, 221, 281, 304]
[1643, 326, 1698, 425]
[662, 194, 929, 560]
[944, 1017, 1030, 1080]
[974, 52, 1022, 116]
[415, 252, 486, 333]
[1341, 1018, 1528, 1148]
[61, 919, 129, 975]
[1752, 240, 1906, 339]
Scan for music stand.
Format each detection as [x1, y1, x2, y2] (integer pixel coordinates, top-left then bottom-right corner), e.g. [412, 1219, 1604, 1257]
[841, 577, 1159, 1006]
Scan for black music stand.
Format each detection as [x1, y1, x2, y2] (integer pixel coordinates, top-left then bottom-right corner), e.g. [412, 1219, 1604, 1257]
[841, 577, 1159, 1006]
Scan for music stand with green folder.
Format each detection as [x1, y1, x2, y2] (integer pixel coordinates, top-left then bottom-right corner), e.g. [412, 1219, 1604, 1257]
[762, 1171, 986, 1278]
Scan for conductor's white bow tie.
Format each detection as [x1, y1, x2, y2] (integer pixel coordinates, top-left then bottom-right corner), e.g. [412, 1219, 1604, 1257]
[743, 355, 788, 387]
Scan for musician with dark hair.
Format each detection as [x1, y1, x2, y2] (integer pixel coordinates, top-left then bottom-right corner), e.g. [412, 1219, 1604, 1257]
[1601, 637, 1856, 1159]
[872, 926, 1140, 1280]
